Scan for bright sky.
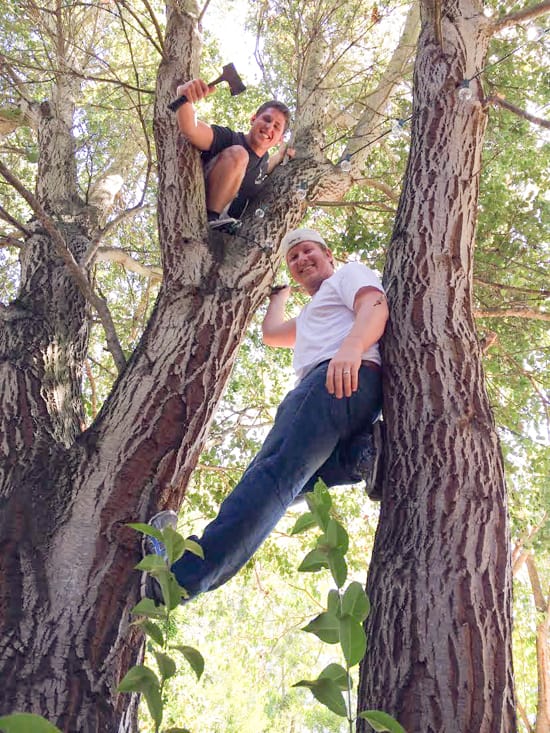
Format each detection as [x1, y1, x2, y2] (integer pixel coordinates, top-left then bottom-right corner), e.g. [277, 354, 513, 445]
[202, 0, 261, 85]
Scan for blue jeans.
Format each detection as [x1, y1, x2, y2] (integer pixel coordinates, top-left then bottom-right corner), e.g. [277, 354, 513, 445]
[171, 361, 382, 598]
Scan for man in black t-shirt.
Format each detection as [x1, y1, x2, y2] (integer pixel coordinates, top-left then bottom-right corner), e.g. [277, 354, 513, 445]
[175, 78, 293, 227]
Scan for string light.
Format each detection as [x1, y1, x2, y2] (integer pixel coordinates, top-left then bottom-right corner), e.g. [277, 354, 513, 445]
[339, 155, 352, 172]
[457, 79, 473, 102]
[295, 183, 307, 201]
[320, 27, 549, 161]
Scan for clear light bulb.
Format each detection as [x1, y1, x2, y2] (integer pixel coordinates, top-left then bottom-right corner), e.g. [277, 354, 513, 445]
[339, 156, 352, 172]
[457, 80, 473, 102]
[255, 207, 265, 219]
[295, 185, 307, 201]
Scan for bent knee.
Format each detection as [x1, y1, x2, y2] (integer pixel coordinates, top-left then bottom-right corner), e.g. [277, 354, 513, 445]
[214, 145, 249, 169]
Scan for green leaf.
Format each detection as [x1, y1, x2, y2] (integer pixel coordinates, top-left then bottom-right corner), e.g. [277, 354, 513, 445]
[131, 618, 165, 647]
[325, 518, 349, 553]
[117, 664, 160, 694]
[327, 548, 348, 588]
[304, 480, 332, 530]
[157, 571, 188, 611]
[327, 588, 341, 617]
[164, 728, 191, 733]
[117, 665, 162, 726]
[154, 651, 177, 680]
[130, 598, 168, 619]
[127, 522, 158, 536]
[302, 611, 339, 644]
[293, 677, 347, 717]
[358, 710, 406, 732]
[135, 554, 167, 572]
[290, 512, 317, 535]
[0, 713, 62, 733]
[172, 645, 205, 680]
[339, 615, 366, 667]
[184, 538, 204, 559]
[298, 547, 329, 573]
[341, 582, 370, 622]
[163, 526, 187, 564]
[318, 663, 350, 691]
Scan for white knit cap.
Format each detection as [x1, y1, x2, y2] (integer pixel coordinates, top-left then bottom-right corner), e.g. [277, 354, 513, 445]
[281, 228, 328, 257]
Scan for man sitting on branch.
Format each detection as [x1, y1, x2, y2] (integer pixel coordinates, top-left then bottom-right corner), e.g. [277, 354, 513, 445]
[176, 78, 294, 228]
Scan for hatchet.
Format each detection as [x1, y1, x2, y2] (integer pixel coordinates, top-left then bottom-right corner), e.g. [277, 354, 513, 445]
[168, 63, 246, 112]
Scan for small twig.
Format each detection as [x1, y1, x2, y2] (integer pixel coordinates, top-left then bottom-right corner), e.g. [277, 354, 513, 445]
[485, 94, 550, 129]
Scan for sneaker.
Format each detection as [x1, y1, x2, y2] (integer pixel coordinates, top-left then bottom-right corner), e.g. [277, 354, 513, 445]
[141, 509, 178, 604]
[364, 420, 384, 501]
[142, 509, 178, 559]
[344, 421, 384, 501]
[208, 215, 241, 232]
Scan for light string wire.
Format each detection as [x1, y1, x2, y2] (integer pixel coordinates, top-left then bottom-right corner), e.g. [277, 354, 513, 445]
[326, 26, 550, 164]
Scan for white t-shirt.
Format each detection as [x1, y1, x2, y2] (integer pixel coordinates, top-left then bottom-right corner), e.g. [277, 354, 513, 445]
[293, 261, 384, 381]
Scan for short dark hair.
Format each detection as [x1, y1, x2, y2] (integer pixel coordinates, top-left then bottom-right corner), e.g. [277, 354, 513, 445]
[254, 100, 291, 131]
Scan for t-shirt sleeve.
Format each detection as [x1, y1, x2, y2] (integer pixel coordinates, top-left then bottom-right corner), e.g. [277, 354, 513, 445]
[203, 125, 239, 161]
[334, 262, 384, 311]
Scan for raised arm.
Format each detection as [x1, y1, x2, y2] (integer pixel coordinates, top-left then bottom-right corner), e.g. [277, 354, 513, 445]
[175, 79, 215, 151]
[326, 286, 389, 398]
[262, 285, 296, 348]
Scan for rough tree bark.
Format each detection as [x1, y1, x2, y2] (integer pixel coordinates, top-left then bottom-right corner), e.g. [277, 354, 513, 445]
[0, 1, 343, 730]
[358, 2, 516, 731]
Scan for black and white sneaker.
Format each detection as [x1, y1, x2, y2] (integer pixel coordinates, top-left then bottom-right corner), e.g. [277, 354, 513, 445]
[208, 215, 241, 232]
[363, 420, 384, 501]
[141, 509, 178, 604]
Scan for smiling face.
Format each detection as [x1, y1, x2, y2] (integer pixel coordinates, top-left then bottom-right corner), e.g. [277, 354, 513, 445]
[246, 107, 287, 155]
[286, 241, 335, 295]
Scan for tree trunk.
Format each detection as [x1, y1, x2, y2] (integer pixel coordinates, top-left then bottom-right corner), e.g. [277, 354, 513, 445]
[357, 3, 516, 732]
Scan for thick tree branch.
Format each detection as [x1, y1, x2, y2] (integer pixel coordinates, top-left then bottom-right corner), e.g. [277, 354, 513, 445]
[96, 246, 162, 282]
[0, 159, 127, 373]
[490, 1, 550, 35]
[486, 94, 550, 129]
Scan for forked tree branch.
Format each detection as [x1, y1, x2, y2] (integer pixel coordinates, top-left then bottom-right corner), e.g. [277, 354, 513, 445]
[0, 159, 127, 373]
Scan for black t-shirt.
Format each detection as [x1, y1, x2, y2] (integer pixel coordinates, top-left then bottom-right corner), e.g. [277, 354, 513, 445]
[202, 125, 269, 218]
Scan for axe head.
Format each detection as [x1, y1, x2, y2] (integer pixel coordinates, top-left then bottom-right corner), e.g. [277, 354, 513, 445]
[209, 63, 246, 97]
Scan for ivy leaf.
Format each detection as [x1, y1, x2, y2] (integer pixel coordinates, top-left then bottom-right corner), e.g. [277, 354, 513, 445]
[358, 710, 407, 732]
[117, 665, 163, 726]
[154, 651, 177, 680]
[327, 588, 341, 618]
[339, 615, 366, 667]
[327, 548, 348, 588]
[0, 713, 62, 733]
[172, 645, 205, 680]
[304, 480, 332, 530]
[290, 512, 317, 535]
[302, 611, 339, 644]
[134, 555, 167, 572]
[298, 547, 329, 573]
[131, 618, 165, 647]
[163, 527, 187, 564]
[293, 677, 347, 717]
[184, 538, 204, 559]
[341, 581, 370, 622]
[318, 663, 350, 691]
[325, 518, 349, 554]
[130, 598, 168, 620]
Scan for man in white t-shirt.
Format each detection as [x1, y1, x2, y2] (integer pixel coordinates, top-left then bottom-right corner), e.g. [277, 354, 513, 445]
[144, 228, 389, 602]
